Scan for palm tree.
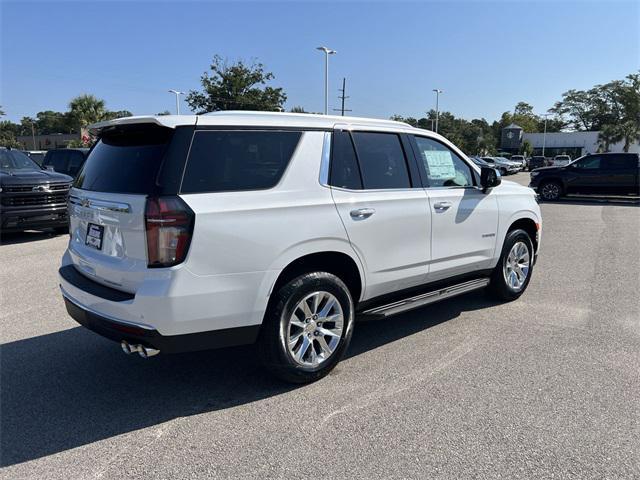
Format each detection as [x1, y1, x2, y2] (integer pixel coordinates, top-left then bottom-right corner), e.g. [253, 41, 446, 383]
[68, 94, 107, 128]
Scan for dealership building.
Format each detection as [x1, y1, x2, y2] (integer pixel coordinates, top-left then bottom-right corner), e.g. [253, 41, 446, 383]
[501, 124, 639, 158]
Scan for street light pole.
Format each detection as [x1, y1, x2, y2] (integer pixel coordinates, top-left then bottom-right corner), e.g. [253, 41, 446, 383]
[316, 46, 336, 115]
[168, 89, 185, 115]
[540, 112, 550, 157]
[433, 89, 443, 133]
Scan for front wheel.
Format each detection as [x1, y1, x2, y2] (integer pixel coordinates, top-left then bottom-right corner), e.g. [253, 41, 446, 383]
[258, 272, 355, 383]
[539, 180, 562, 201]
[487, 229, 534, 301]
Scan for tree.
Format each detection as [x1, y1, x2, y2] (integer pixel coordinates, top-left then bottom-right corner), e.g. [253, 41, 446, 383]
[68, 94, 107, 128]
[157, 110, 171, 116]
[103, 110, 133, 120]
[186, 55, 287, 113]
[520, 139, 533, 156]
[290, 106, 307, 113]
[0, 106, 4, 117]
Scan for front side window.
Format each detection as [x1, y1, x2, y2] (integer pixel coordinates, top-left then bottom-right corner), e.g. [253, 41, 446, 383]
[414, 136, 474, 187]
[181, 130, 301, 194]
[351, 132, 411, 189]
[573, 156, 601, 170]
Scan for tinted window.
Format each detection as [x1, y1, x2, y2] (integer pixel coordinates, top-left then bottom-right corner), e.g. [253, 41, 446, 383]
[330, 131, 362, 189]
[573, 156, 601, 170]
[75, 125, 173, 193]
[181, 130, 301, 194]
[50, 151, 69, 172]
[603, 155, 636, 170]
[414, 136, 474, 187]
[0, 149, 40, 170]
[351, 132, 410, 189]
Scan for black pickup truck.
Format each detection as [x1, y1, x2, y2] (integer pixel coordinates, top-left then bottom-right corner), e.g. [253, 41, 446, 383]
[1, 148, 73, 233]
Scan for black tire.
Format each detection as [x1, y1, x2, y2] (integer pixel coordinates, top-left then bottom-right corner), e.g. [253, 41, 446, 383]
[539, 180, 563, 201]
[500, 167, 507, 176]
[258, 272, 355, 383]
[487, 229, 534, 301]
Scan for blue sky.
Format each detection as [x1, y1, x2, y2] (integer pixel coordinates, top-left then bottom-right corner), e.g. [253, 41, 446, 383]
[1, 1, 638, 123]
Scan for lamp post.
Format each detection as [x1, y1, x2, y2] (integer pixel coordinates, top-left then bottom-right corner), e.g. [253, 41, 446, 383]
[538, 112, 551, 157]
[316, 46, 336, 115]
[168, 89, 185, 115]
[432, 89, 443, 133]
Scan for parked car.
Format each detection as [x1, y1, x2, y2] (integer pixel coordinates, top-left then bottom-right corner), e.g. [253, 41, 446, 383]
[511, 155, 527, 168]
[43, 148, 89, 177]
[0, 147, 73, 233]
[529, 152, 640, 200]
[482, 156, 519, 175]
[552, 155, 572, 167]
[24, 150, 47, 166]
[59, 112, 542, 383]
[528, 156, 547, 170]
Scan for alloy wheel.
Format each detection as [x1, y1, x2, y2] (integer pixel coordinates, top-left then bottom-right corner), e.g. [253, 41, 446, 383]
[286, 291, 344, 367]
[503, 241, 530, 291]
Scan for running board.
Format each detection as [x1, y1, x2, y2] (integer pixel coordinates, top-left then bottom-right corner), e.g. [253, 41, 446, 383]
[360, 278, 490, 318]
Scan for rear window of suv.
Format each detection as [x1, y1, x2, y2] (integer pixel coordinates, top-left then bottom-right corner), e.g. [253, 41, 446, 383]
[180, 130, 301, 194]
[75, 124, 174, 194]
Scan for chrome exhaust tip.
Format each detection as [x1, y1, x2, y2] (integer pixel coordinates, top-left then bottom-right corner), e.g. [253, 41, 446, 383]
[121, 340, 134, 354]
[138, 346, 160, 358]
[121, 341, 159, 358]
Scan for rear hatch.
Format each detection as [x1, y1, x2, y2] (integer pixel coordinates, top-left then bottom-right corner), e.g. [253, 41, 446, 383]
[67, 121, 194, 293]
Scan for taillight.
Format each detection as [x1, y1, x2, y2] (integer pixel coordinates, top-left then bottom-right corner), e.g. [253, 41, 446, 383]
[145, 196, 194, 268]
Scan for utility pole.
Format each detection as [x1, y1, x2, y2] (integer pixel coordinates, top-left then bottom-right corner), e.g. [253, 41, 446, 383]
[30, 121, 36, 150]
[333, 77, 352, 116]
[433, 89, 443, 133]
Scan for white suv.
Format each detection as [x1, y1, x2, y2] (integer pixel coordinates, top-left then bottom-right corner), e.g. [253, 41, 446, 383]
[59, 112, 541, 383]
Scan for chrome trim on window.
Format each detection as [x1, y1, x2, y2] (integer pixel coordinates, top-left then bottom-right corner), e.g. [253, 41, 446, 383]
[319, 131, 332, 186]
[69, 195, 131, 213]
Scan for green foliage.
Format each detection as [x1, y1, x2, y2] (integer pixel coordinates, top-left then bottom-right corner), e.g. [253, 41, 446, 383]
[520, 139, 533, 156]
[68, 94, 107, 128]
[157, 110, 171, 116]
[391, 111, 497, 155]
[290, 106, 307, 113]
[186, 55, 287, 113]
[552, 73, 640, 151]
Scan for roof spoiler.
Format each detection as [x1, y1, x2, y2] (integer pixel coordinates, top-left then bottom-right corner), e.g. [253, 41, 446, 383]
[89, 115, 198, 133]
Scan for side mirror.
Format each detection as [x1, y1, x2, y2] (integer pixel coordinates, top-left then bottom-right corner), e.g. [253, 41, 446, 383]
[480, 166, 501, 192]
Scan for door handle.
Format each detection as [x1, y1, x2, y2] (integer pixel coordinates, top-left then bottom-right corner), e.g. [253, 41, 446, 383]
[434, 201, 452, 211]
[350, 208, 376, 219]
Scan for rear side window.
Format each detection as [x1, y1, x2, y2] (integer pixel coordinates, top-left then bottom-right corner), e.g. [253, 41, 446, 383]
[180, 130, 301, 194]
[603, 155, 636, 170]
[330, 131, 362, 189]
[75, 125, 173, 193]
[351, 132, 411, 189]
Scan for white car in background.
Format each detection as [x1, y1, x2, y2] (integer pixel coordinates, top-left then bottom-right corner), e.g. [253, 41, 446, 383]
[553, 155, 572, 167]
[58, 112, 542, 383]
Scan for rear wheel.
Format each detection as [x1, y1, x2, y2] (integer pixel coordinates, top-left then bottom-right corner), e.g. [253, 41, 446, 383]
[258, 272, 355, 383]
[488, 229, 534, 301]
[539, 180, 562, 201]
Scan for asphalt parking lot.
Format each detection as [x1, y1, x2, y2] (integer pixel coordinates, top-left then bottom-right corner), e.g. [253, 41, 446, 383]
[1, 172, 639, 479]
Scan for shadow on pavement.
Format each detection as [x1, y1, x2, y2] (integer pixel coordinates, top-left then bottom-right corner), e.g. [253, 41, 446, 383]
[0, 290, 496, 467]
[0, 230, 65, 246]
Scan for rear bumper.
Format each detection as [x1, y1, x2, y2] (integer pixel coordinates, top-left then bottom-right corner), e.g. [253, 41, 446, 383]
[0, 205, 68, 231]
[62, 291, 260, 353]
